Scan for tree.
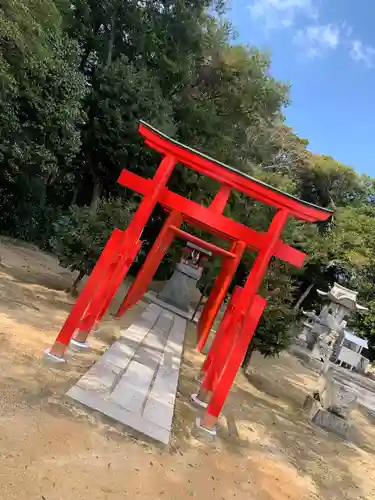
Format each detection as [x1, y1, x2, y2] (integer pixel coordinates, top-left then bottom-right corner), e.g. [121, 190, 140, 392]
[0, 0, 86, 243]
[297, 155, 369, 208]
[168, 31, 291, 221]
[78, 58, 175, 209]
[50, 198, 137, 292]
[261, 124, 312, 178]
[2, 0, 375, 367]
[174, 37, 289, 169]
[62, 0, 220, 207]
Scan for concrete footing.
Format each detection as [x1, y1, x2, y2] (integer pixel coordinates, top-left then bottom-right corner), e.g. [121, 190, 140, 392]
[193, 417, 216, 442]
[69, 339, 91, 352]
[43, 348, 67, 364]
[191, 393, 208, 409]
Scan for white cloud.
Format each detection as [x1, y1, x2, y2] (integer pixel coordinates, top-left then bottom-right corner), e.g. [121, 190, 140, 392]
[294, 24, 340, 58]
[248, 0, 375, 68]
[350, 40, 375, 68]
[340, 21, 352, 38]
[249, 0, 316, 30]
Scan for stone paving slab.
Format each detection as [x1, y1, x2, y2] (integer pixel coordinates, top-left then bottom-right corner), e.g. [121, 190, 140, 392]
[145, 291, 199, 322]
[67, 304, 187, 445]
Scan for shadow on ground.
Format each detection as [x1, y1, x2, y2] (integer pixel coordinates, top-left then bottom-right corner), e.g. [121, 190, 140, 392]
[172, 323, 375, 500]
[0, 239, 374, 500]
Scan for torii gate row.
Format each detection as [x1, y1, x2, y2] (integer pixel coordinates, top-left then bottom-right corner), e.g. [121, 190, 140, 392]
[46, 120, 332, 432]
[114, 208, 246, 347]
[114, 168, 307, 351]
[112, 123, 330, 352]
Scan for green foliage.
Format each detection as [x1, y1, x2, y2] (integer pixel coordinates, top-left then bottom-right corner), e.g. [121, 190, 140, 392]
[50, 198, 137, 278]
[297, 155, 370, 208]
[1, 0, 375, 360]
[255, 262, 297, 356]
[253, 306, 294, 357]
[80, 57, 175, 198]
[0, 0, 86, 241]
[356, 303, 375, 337]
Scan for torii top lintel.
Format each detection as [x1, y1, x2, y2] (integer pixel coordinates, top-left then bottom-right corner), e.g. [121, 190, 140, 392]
[139, 121, 333, 223]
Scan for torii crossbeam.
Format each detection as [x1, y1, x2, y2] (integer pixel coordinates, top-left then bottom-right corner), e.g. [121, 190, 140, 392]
[46, 121, 332, 434]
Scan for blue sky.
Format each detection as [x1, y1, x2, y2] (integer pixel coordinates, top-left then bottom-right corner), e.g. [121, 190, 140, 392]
[228, 0, 375, 176]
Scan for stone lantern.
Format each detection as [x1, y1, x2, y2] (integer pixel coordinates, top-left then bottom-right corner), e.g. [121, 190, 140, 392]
[298, 283, 368, 364]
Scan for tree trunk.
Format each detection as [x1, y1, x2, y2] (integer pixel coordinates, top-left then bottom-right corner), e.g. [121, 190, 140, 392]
[38, 183, 47, 211]
[69, 269, 85, 295]
[79, 45, 92, 72]
[294, 283, 314, 312]
[90, 177, 102, 213]
[105, 17, 115, 69]
[71, 182, 79, 206]
[242, 343, 256, 372]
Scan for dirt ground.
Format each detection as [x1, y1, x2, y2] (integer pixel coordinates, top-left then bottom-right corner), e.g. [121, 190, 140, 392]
[0, 238, 375, 500]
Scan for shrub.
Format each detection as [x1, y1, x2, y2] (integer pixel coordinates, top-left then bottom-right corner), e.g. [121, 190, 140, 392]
[50, 198, 137, 291]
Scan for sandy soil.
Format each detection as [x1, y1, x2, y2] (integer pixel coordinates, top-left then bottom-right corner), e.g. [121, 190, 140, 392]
[0, 238, 374, 500]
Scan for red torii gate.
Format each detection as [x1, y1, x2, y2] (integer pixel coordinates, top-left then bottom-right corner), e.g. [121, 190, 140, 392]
[46, 121, 332, 433]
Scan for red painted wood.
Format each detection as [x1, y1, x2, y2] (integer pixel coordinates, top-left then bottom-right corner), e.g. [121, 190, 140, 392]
[231, 210, 289, 323]
[206, 295, 267, 418]
[171, 227, 236, 259]
[138, 122, 332, 223]
[116, 211, 183, 317]
[51, 115, 329, 402]
[87, 239, 142, 327]
[55, 228, 124, 345]
[200, 286, 243, 386]
[197, 241, 246, 352]
[201, 211, 288, 421]
[117, 170, 306, 268]
[209, 185, 231, 214]
[117, 217, 236, 318]
[53, 155, 176, 348]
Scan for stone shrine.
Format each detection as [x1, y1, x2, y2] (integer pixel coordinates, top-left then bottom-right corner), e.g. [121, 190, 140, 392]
[158, 242, 211, 313]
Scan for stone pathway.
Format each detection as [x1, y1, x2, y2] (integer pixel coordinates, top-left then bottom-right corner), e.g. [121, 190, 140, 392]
[67, 304, 187, 444]
[145, 290, 199, 321]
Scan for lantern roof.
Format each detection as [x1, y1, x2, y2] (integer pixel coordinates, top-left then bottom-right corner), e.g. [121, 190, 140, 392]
[317, 283, 368, 313]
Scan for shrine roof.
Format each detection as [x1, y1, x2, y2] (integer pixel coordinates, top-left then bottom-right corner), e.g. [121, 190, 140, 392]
[139, 120, 333, 223]
[343, 330, 368, 349]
